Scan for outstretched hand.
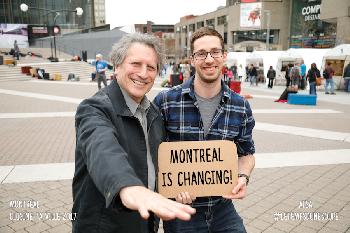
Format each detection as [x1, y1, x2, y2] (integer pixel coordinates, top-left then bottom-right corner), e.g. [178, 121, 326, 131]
[119, 186, 196, 221]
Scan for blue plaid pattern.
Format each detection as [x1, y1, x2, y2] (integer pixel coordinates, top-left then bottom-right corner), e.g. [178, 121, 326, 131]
[154, 77, 255, 157]
[154, 77, 255, 207]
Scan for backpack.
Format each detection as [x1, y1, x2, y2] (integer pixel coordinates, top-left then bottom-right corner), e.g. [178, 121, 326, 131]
[291, 66, 300, 78]
[323, 70, 329, 79]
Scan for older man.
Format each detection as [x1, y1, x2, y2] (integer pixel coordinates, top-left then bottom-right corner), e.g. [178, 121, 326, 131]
[72, 33, 195, 233]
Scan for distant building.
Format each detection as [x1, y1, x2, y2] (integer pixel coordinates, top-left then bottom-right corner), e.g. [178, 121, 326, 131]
[135, 21, 175, 62]
[93, 0, 106, 27]
[0, 0, 105, 33]
[174, 0, 348, 60]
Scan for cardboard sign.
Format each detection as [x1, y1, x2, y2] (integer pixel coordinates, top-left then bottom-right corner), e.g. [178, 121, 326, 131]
[158, 140, 238, 198]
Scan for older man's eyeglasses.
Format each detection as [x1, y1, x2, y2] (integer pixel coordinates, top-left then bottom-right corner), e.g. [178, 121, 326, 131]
[192, 49, 224, 60]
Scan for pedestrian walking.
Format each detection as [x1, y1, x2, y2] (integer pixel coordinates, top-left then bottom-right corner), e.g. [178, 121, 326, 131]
[13, 40, 20, 60]
[324, 62, 336, 95]
[343, 63, 350, 92]
[95, 54, 108, 90]
[300, 61, 307, 90]
[306, 63, 320, 95]
[249, 64, 258, 86]
[267, 65, 276, 88]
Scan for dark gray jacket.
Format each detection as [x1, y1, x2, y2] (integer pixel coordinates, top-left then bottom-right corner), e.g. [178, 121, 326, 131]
[72, 80, 165, 233]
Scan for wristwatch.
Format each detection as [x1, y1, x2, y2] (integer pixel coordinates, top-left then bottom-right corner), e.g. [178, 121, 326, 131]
[238, 173, 250, 185]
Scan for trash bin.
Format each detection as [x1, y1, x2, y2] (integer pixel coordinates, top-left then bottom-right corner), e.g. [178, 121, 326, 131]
[229, 80, 241, 94]
[170, 74, 182, 87]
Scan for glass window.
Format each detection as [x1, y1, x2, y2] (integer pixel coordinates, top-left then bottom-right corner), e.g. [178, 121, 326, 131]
[217, 15, 227, 25]
[232, 29, 279, 44]
[206, 18, 215, 28]
[197, 21, 204, 29]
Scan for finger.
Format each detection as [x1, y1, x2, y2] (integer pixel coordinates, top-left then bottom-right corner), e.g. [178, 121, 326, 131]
[175, 194, 183, 203]
[181, 192, 192, 204]
[222, 193, 243, 199]
[138, 206, 150, 220]
[190, 194, 196, 201]
[165, 204, 193, 221]
[152, 201, 190, 221]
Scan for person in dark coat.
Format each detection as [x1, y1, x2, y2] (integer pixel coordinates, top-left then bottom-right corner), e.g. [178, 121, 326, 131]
[267, 65, 276, 88]
[306, 63, 321, 95]
[72, 33, 195, 233]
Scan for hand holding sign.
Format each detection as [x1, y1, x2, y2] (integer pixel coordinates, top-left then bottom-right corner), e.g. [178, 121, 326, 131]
[158, 140, 238, 198]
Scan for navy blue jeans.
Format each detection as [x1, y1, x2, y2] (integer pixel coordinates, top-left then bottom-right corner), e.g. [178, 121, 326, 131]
[309, 81, 316, 95]
[163, 199, 246, 233]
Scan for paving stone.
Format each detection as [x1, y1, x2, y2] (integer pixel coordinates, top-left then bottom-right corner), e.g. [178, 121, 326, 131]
[24, 222, 50, 232]
[46, 223, 71, 233]
[0, 226, 15, 232]
[290, 224, 318, 233]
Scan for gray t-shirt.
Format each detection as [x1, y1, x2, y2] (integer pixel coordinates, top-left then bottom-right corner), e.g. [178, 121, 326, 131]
[195, 92, 221, 137]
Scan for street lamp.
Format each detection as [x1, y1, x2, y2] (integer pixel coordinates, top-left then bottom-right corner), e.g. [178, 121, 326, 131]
[20, 3, 83, 61]
[264, 10, 271, 51]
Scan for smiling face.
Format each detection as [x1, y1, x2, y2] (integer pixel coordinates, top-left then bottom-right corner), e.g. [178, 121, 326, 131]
[116, 43, 158, 103]
[191, 35, 226, 84]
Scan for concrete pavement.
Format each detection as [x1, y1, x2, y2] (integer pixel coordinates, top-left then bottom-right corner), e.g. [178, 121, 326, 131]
[0, 71, 349, 232]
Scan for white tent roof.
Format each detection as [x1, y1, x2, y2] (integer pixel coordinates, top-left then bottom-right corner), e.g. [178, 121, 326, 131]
[323, 44, 350, 60]
[285, 48, 330, 71]
[253, 51, 284, 75]
[226, 52, 251, 76]
[246, 52, 263, 66]
[280, 49, 303, 59]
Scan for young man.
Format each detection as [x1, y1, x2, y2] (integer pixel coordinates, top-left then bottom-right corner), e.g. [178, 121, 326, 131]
[324, 62, 336, 95]
[72, 33, 195, 233]
[154, 27, 255, 233]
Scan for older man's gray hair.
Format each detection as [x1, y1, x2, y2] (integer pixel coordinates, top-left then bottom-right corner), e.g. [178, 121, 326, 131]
[109, 33, 164, 75]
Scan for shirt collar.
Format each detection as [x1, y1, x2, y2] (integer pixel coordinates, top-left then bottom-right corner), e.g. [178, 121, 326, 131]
[119, 85, 150, 115]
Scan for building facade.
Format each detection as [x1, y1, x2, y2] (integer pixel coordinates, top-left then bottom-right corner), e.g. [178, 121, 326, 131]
[135, 21, 175, 62]
[0, 0, 105, 31]
[93, 0, 106, 27]
[174, 0, 348, 60]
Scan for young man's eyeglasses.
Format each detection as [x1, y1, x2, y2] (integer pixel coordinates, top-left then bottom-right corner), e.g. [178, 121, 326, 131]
[192, 49, 224, 60]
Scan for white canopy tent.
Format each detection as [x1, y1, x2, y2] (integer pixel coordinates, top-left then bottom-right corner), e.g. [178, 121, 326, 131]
[226, 52, 250, 79]
[322, 44, 350, 89]
[322, 44, 350, 68]
[253, 51, 283, 76]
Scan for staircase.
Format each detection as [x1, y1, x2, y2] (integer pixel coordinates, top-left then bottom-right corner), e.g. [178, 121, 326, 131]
[0, 65, 32, 82]
[0, 61, 114, 83]
[1, 47, 114, 83]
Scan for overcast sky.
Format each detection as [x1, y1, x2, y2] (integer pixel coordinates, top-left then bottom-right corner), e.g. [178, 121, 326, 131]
[105, 0, 226, 29]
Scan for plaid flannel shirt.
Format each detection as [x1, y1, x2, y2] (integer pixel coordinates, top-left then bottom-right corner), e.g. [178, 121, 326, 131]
[154, 77, 255, 207]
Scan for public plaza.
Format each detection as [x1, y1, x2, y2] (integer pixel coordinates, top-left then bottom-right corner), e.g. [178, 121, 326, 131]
[0, 57, 349, 233]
